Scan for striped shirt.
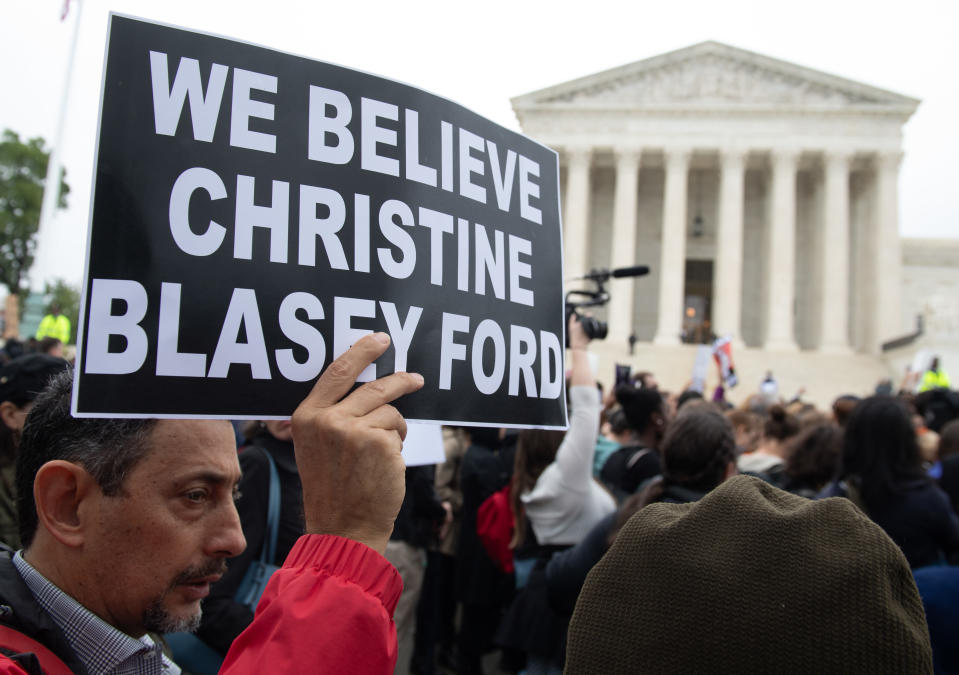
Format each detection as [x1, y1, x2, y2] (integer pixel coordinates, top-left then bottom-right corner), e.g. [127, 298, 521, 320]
[13, 552, 180, 675]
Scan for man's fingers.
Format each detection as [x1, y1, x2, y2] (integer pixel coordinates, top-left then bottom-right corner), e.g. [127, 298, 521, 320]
[339, 371, 424, 419]
[361, 404, 408, 441]
[301, 332, 392, 409]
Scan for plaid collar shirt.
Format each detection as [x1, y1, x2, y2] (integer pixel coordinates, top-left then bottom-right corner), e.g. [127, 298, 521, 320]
[13, 551, 180, 675]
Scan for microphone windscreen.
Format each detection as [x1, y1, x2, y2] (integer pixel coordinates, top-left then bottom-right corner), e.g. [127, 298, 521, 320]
[611, 265, 650, 278]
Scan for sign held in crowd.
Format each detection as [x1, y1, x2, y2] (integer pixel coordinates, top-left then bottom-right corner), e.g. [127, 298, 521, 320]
[73, 14, 566, 428]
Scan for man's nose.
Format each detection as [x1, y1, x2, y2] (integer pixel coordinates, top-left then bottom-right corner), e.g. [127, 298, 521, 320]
[210, 502, 247, 558]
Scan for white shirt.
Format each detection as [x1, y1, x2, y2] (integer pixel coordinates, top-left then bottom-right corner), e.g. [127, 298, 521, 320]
[521, 386, 616, 545]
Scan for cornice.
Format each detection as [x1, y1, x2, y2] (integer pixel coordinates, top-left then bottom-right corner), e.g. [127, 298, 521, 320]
[512, 41, 920, 120]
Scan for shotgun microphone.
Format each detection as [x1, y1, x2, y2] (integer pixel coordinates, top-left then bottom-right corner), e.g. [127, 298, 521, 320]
[577, 265, 650, 281]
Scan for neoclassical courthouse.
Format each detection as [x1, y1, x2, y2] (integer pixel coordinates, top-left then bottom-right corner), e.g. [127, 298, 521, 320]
[511, 42, 958, 402]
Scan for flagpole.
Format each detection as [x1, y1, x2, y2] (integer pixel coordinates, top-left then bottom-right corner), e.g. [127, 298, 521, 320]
[33, 0, 84, 292]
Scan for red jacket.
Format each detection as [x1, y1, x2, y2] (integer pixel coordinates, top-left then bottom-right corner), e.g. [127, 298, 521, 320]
[0, 535, 402, 674]
[222, 534, 402, 673]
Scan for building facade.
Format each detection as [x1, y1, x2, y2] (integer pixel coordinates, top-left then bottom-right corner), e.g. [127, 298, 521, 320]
[512, 42, 920, 357]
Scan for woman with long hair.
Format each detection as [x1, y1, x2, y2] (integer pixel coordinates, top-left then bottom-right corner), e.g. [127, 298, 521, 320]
[822, 395, 959, 568]
[498, 315, 614, 674]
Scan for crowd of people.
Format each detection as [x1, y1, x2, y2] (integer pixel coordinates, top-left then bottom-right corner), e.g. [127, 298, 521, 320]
[0, 316, 956, 673]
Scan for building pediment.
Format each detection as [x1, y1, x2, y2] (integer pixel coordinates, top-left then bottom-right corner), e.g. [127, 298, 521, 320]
[512, 42, 919, 115]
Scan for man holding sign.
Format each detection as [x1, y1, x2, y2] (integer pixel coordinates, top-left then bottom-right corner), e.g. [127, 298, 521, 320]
[0, 333, 423, 673]
[0, 13, 569, 674]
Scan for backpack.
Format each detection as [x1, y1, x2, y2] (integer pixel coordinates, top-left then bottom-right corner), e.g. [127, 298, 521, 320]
[0, 624, 74, 675]
[476, 484, 514, 574]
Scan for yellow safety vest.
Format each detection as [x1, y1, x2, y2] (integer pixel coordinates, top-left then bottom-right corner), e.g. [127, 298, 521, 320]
[35, 314, 71, 344]
[919, 369, 951, 392]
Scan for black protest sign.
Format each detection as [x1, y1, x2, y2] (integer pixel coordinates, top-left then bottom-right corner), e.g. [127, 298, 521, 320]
[73, 15, 567, 428]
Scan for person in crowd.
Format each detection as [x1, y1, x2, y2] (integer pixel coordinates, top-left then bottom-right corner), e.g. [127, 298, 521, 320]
[759, 370, 778, 402]
[455, 425, 515, 675]
[786, 400, 825, 428]
[920, 356, 951, 392]
[498, 314, 614, 674]
[675, 388, 704, 412]
[831, 394, 861, 427]
[917, 428, 941, 470]
[736, 403, 799, 487]
[564, 475, 933, 674]
[599, 385, 667, 501]
[913, 564, 959, 673]
[936, 419, 959, 514]
[546, 400, 739, 617]
[875, 378, 895, 396]
[34, 303, 70, 346]
[632, 371, 658, 390]
[0, 339, 24, 367]
[36, 337, 64, 359]
[410, 426, 465, 675]
[821, 395, 959, 568]
[914, 386, 959, 434]
[725, 408, 761, 456]
[196, 419, 304, 656]
[386, 465, 447, 675]
[0, 332, 424, 673]
[0, 354, 69, 550]
[779, 422, 842, 498]
[594, 407, 628, 477]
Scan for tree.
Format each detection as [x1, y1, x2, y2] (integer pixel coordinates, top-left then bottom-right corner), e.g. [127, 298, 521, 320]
[43, 278, 80, 345]
[0, 129, 70, 297]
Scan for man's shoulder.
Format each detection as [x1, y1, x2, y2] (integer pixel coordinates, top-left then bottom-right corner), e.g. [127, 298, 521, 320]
[0, 555, 84, 675]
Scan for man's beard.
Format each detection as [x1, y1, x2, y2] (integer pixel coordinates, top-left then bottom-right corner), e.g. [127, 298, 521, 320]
[142, 558, 228, 634]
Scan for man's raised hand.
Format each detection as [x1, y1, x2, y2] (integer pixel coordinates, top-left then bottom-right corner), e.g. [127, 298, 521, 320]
[291, 332, 424, 554]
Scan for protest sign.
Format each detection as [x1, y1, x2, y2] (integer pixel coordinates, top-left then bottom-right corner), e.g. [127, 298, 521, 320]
[73, 14, 566, 428]
[402, 424, 446, 467]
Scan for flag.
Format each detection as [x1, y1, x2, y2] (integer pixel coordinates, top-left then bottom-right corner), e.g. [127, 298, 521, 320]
[712, 336, 738, 388]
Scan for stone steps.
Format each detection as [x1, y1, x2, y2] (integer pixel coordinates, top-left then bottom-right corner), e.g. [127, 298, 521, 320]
[588, 340, 896, 410]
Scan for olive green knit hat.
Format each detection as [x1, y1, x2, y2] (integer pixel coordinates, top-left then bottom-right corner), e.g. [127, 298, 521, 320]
[566, 475, 932, 674]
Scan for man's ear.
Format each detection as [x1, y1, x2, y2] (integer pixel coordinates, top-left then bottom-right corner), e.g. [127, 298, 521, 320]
[33, 461, 99, 548]
[0, 401, 24, 432]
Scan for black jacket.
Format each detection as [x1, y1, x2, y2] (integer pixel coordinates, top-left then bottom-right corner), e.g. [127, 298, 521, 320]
[545, 482, 706, 616]
[390, 465, 446, 548]
[455, 441, 515, 606]
[0, 552, 88, 674]
[599, 444, 661, 502]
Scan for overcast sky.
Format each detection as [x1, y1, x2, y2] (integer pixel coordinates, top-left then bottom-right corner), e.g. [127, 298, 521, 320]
[1, 0, 956, 291]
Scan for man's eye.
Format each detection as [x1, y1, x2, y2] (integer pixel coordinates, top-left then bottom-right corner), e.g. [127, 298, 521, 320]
[185, 490, 208, 503]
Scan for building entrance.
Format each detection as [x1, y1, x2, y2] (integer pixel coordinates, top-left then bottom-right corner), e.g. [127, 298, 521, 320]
[682, 260, 714, 344]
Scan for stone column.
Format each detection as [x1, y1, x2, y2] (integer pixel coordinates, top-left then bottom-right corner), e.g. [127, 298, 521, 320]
[713, 148, 746, 345]
[653, 148, 690, 345]
[819, 150, 852, 353]
[763, 149, 799, 351]
[607, 147, 642, 343]
[873, 151, 904, 352]
[563, 147, 593, 281]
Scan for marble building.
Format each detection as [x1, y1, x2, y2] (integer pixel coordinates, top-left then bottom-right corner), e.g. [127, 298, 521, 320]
[512, 41, 921, 361]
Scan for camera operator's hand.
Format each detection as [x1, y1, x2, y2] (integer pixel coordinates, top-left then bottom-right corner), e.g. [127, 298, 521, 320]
[568, 312, 593, 387]
[568, 312, 591, 351]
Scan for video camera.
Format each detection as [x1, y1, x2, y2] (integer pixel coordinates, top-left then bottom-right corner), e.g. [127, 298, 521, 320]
[565, 265, 650, 346]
